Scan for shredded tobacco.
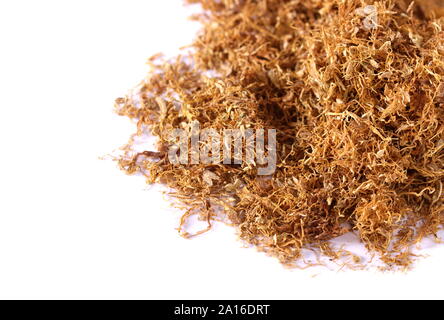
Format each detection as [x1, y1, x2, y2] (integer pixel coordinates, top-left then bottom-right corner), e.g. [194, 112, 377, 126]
[114, 0, 444, 269]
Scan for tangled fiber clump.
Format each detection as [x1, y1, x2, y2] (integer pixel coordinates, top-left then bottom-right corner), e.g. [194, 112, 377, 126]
[115, 0, 444, 269]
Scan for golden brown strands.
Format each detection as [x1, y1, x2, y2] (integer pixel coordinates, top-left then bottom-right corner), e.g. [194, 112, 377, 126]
[115, 0, 444, 269]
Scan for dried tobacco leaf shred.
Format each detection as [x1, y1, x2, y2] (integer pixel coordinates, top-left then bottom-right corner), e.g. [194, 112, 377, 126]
[114, 0, 444, 269]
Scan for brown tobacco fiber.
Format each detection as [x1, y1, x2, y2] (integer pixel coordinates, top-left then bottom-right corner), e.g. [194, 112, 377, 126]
[115, 0, 444, 269]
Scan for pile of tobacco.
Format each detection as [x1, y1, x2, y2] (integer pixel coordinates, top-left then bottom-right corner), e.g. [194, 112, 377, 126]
[115, 0, 444, 269]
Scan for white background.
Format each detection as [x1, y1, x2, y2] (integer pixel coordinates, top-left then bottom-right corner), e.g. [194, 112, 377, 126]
[0, 0, 443, 300]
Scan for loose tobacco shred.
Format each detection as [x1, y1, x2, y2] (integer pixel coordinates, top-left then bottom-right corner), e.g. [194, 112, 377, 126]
[115, 0, 444, 269]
